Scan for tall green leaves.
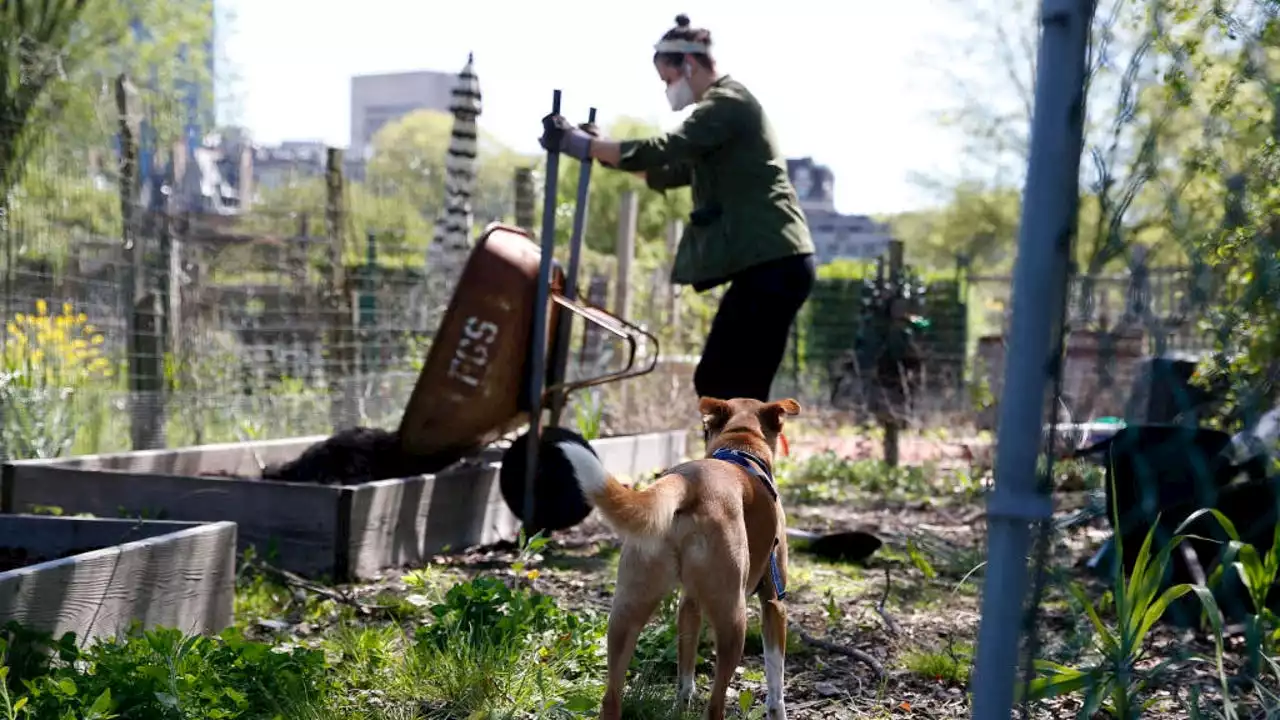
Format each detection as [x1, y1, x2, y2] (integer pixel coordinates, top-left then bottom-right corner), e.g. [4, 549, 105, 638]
[0, 0, 91, 199]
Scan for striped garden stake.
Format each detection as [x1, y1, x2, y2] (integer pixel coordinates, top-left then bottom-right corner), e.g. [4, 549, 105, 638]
[426, 53, 483, 329]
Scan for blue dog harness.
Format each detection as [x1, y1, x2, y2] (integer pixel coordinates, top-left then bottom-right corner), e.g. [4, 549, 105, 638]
[710, 447, 787, 600]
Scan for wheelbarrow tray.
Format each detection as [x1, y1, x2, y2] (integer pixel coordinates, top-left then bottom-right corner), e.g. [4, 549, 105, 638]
[398, 223, 565, 468]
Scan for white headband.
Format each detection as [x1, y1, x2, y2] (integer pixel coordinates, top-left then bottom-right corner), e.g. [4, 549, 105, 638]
[653, 39, 709, 54]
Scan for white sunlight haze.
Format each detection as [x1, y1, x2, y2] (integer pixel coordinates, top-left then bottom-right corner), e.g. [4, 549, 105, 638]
[217, 0, 980, 216]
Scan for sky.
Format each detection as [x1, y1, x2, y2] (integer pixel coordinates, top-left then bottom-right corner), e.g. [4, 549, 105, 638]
[216, 0, 977, 216]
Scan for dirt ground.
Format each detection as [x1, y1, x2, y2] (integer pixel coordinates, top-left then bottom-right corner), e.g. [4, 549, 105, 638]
[251, 431, 1246, 718]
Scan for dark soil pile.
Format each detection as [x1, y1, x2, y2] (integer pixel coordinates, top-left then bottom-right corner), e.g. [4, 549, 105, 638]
[0, 545, 103, 573]
[259, 427, 439, 486]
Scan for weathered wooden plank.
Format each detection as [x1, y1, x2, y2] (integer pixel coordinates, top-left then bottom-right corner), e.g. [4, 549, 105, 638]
[0, 518, 236, 644]
[29, 436, 325, 476]
[592, 431, 689, 478]
[3, 465, 339, 578]
[2, 431, 690, 580]
[345, 460, 519, 578]
[0, 515, 201, 556]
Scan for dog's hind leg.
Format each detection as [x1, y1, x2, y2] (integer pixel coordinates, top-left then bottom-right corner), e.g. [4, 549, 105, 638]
[759, 595, 788, 720]
[759, 540, 790, 719]
[676, 592, 703, 711]
[601, 547, 674, 720]
[703, 595, 747, 720]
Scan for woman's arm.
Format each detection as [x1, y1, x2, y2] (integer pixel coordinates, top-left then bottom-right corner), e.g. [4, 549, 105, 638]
[600, 95, 739, 174]
[589, 141, 623, 168]
[588, 144, 685, 190]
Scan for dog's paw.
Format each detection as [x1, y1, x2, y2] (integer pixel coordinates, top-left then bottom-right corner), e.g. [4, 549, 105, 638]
[675, 686, 694, 712]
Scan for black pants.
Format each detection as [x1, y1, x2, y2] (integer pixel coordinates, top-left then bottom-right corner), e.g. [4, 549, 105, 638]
[693, 253, 816, 402]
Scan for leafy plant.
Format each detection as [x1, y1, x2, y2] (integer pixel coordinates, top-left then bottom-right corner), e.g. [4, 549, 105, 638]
[822, 588, 844, 629]
[1023, 510, 1230, 718]
[0, 300, 113, 460]
[573, 388, 605, 442]
[412, 574, 604, 717]
[1197, 509, 1280, 682]
[511, 527, 551, 579]
[0, 623, 333, 719]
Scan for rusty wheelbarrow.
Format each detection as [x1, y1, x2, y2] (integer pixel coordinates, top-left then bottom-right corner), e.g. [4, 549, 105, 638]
[398, 93, 658, 534]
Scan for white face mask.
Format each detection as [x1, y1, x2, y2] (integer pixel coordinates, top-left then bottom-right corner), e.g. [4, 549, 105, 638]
[665, 63, 695, 111]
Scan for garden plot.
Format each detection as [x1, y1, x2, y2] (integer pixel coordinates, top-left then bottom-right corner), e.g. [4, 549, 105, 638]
[219, 451, 1250, 719]
[2, 430, 687, 581]
[0, 447, 1262, 719]
[0, 515, 235, 644]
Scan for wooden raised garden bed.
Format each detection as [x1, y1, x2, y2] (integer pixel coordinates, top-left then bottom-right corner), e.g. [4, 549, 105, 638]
[0, 516, 236, 644]
[2, 431, 688, 581]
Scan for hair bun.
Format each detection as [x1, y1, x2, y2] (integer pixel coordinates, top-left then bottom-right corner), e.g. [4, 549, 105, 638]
[674, 14, 690, 27]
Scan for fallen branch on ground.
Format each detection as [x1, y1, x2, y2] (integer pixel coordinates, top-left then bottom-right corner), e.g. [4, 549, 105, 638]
[791, 624, 885, 677]
[245, 558, 400, 615]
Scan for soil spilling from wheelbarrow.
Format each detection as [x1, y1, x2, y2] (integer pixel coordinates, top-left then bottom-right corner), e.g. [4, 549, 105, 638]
[0, 545, 104, 573]
[254, 427, 438, 486]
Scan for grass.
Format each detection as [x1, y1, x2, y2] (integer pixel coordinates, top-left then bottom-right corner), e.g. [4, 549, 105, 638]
[902, 643, 973, 685]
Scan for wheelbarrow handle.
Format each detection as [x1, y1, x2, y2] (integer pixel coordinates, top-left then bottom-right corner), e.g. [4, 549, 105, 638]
[543, 295, 660, 399]
[547, 106, 599, 428]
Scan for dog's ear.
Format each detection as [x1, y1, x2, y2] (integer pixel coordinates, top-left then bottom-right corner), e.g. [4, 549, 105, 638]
[698, 397, 731, 424]
[759, 398, 802, 432]
[774, 398, 802, 416]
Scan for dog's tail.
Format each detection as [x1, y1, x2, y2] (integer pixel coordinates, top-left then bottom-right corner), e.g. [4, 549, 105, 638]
[576, 472, 688, 540]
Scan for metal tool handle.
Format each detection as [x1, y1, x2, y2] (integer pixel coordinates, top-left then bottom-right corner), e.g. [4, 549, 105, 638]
[523, 89, 563, 528]
[547, 106, 598, 427]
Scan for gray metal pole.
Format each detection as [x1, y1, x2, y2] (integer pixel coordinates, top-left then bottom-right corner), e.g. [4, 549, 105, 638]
[969, 1, 1094, 718]
[548, 107, 598, 428]
[524, 89, 564, 530]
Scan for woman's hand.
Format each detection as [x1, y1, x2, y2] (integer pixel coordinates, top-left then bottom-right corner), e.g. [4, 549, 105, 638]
[539, 114, 593, 161]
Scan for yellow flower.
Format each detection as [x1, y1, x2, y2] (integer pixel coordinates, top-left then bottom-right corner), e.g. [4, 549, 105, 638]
[91, 335, 104, 345]
[34, 300, 47, 317]
[61, 303, 73, 317]
[525, 569, 540, 581]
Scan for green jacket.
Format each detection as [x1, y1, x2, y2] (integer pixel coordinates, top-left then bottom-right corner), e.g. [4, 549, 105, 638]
[616, 75, 814, 290]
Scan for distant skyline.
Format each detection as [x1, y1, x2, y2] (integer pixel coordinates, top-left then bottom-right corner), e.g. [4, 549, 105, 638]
[216, 0, 983, 216]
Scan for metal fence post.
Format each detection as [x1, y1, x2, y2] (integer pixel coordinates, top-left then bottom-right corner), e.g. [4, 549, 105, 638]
[969, 0, 1095, 718]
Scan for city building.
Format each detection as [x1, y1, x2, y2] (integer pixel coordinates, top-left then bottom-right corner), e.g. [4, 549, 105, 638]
[250, 139, 366, 192]
[349, 70, 457, 160]
[786, 157, 893, 264]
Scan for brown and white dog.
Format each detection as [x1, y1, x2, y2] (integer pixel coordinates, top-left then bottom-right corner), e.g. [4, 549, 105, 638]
[575, 396, 799, 720]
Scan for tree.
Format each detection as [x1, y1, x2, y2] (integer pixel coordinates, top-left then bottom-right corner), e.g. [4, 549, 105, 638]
[236, 176, 433, 268]
[887, 183, 1022, 272]
[546, 116, 693, 255]
[364, 109, 526, 227]
[2, 0, 214, 257]
[1151, 0, 1280, 428]
[0, 0, 93, 208]
[916, 0, 1197, 275]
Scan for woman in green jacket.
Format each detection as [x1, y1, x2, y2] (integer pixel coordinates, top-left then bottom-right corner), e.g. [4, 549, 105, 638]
[540, 14, 816, 403]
